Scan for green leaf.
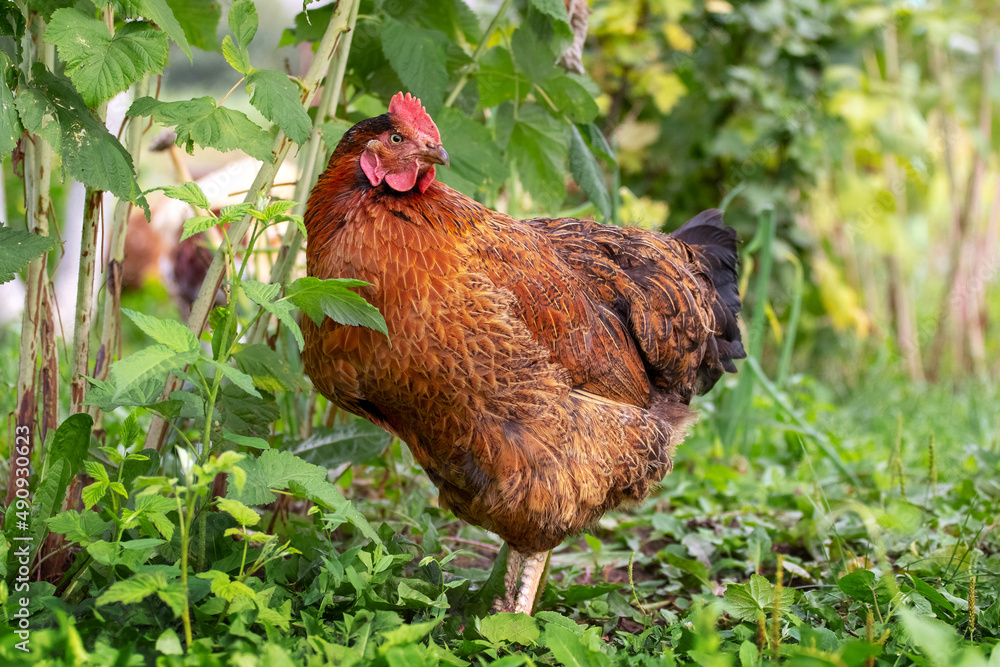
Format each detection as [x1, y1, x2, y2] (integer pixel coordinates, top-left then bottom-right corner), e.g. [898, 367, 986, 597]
[529, 0, 570, 25]
[82, 481, 108, 509]
[46, 10, 169, 107]
[245, 69, 311, 144]
[21, 66, 146, 210]
[319, 119, 352, 154]
[0, 226, 61, 284]
[287, 276, 388, 337]
[837, 570, 877, 605]
[109, 344, 201, 402]
[122, 308, 199, 353]
[97, 571, 171, 606]
[155, 629, 183, 656]
[292, 417, 392, 469]
[164, 0, 221, 53]
[664, 551, 710, 588]
[540, 73, 599, 124]
[216, 385, 278, 439]
[222, 428, 269, 450]
[218, 202, 255, 224]
[541, 623, 609, 667]
[221, 34, 252, 75]
[241, 279, 304, 350]
[480, 613, 539, 646]
[568, 124, 611, 220]
[29, 459, 68, 552]
[228, 0, 257, 50]
[724, 574, 795, 622]
[500, 103, 569, 212]
[510, 26, 557, 82]
[0, 53, 22, 157]
[128, 96, 272, 162]
[84, 375, 164, 411]
[477, 46, 527, 109]
[435, 107, 507, 197]
[47, 509, 112, 546]
[115, 0, 193, 60]
[212, 360, 262, 399]
[381, 17, 449, 113]
[232, 343, 305, 393]
[216, 497, 260, 526]
[151, 181, 211, 210]
[84, 460, 111, 484]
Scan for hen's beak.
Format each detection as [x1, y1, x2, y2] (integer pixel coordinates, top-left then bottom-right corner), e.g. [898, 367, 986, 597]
[423, 144, 450, 167]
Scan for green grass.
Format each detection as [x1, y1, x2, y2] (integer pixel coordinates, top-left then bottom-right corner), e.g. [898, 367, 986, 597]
[1, 363, 997, 667]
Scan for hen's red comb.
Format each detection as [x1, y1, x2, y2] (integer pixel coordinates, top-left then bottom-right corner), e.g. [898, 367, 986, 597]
[388, 92, 441, 143]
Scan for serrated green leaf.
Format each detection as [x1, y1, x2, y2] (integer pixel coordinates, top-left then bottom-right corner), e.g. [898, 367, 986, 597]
[222, 35, 252, 75]
[212, 361, 262, 399]
[241, 280, 304, 350]
[116, 0, 193, 59]
[218, 202, 255, 224]
[216, 497, 260, 526]
[153, 181, 211, 210]
[29, 459, 68, 554]
[542, 623, 609, 667]
[292, 417, 392, 468]
[724, 574, 795, 622]
[501, 103, 569, 212]
[246, 69, 311, 144]
[46, 10, 169, 107]
[0, 226, 61, 284]
[232, 343, 305, 392]
[164, 0, 221, 52]
[47, 509, 112, 546]
[529, 0, 570, 24]
[128, 96, 272, 161]
[180, 215, 218, 242]
[97, 571, 170, 606]
[21, 66, 146, 211]
[480, 613, 539, 646]
[477, 47, 527, 109]
[81, 481, 107, 509]
[84, 460, 111, 484]
[0, 53, 22, 156]
[217, 384, 278, 439]
[435, 107, 507, 197]
[122, 308, 199, 353]
[381, 17, 449, 113]
[541, 73, 599, 124]
[228, 0, 257, 50]
[287, 276, 387, 336]
[109, 344, 201, 402]
[568, 124, 611, 220]
[319, 119, 352, 154]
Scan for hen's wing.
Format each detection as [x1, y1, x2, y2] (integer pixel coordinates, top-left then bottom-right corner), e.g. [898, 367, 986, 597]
[476, 209, 743, 404]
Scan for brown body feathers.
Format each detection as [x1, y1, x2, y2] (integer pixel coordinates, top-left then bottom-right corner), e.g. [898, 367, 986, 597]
[301, 104, 744, 554]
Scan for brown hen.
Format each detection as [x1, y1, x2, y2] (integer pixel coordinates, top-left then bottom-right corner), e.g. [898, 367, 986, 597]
[301, 93, 745, 614]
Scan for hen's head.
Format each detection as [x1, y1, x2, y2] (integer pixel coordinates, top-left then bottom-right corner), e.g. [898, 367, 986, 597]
[339, 92, 449, 194]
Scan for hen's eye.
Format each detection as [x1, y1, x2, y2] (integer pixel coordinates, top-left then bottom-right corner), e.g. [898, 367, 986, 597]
[390, 133, 403, 144]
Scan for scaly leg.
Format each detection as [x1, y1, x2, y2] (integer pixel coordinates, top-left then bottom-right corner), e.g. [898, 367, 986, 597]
[514, 552, 549, 614]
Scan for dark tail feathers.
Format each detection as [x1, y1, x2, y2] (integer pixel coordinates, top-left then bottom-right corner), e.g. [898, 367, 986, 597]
[671, 209, 746, 385]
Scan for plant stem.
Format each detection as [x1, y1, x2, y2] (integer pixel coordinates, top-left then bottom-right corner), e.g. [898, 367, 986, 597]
[11, 9, 54, 504]
[144, 4, 358, 451]
[71, 5, 114, 414]
[247, 0, 361, 345]
[93, 75, 149, 396]
[444, 0, 513, 108]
